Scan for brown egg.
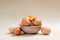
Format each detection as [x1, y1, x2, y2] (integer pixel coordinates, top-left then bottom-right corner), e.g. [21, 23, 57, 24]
[41, 27, 51, 35]
[22, 18, 31, 26]
[13, 27, 22, 35]
[33, 18, 42, 26]
[30, 21, 34, 26]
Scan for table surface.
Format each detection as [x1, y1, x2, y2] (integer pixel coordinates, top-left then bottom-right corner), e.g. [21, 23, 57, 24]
[0, 29, 60, 40]
[0, 20, 60, 40]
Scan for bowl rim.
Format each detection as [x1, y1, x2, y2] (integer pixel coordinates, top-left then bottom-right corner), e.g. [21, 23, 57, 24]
[20, 24, 41, 27]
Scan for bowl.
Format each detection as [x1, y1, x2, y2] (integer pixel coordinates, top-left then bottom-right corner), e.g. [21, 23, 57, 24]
[20, 25, 41, 34]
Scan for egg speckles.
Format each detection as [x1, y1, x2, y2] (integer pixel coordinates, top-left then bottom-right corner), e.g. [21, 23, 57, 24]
[41, 27, 51, 35]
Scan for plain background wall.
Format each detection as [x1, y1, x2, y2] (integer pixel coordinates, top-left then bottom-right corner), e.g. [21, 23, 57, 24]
[0, 0, 60, 32]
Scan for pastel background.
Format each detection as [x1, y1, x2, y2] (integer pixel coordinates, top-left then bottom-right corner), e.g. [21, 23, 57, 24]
[0, 0, 60, 40]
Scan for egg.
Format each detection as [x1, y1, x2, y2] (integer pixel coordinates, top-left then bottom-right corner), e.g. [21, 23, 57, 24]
[9, 27, 16, 34]
[41, 27, 51, 35]
[13, 27, 22, 35]
[30, 21, 34, 26]
[33, 18, 42, 26]
[22, 18, 31, 26]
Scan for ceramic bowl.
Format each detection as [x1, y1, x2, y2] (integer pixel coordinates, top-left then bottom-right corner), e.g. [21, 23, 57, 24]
[20, 25, 41, 34]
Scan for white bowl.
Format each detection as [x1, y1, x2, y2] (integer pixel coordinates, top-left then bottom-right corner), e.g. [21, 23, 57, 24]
[20, 25, 41, 34]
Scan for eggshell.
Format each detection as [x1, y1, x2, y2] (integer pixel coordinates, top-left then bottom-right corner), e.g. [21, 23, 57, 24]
[22, 18, 31, 26]
[41, 27, 51, 35]
[33, 18, 42, 26]
[9, 27, 16, 34]
[30, 21, 34, 26]
[13, 27, 22, 35]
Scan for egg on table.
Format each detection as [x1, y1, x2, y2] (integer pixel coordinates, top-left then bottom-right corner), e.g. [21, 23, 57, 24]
[9, 27, 16, 34]
[13, 27, 22, 35]
[41, 26, 51, 35]
[9, 27, 22, 35]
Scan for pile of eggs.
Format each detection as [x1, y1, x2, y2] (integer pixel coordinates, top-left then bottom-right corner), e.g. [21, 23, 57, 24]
[9, 16, 51, 36]
[22, 16, 42, 26]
